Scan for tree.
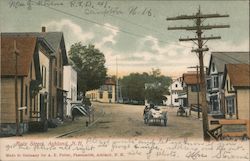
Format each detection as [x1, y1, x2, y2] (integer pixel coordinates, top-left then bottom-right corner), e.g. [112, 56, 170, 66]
[69, 42, 107, 95]
[120, 69, 172, 105]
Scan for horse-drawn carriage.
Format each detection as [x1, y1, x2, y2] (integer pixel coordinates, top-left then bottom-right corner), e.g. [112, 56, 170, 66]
[143, 104, 168, 126]
[176, 106, 189, 117]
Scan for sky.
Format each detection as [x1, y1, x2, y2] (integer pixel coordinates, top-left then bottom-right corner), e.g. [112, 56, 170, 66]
[1, 0, 249, 78]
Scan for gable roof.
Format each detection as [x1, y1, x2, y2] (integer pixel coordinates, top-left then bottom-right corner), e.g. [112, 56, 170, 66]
[183, 73, 201, 85]
[2, 32, 68, 65]
[1, 35, 37, 76]
[208, 52, 250, 74]
[224, 64, 250, 87]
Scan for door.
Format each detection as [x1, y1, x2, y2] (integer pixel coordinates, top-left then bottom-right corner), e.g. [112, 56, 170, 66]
[40, 94, 45, 121]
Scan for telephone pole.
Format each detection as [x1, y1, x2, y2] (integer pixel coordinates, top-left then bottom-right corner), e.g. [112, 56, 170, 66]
[14, 40, 20, 136]
[188, 65, 200, 119]
[167, 7, 229, 141]
[116, 57, 119, 103]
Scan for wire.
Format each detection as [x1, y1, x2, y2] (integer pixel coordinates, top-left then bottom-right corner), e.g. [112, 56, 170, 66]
[37, 3, 193, 49]
[211, 54, 250, 74]
[210, 47, 250, 64]
[108, 14, 193, 48]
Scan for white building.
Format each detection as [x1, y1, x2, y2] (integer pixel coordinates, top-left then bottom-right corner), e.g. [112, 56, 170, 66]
[63, 65, 77, 117]
[165, 79, 183, 106]
[38, 45, 51, 120]
[86, 77, 116, 103]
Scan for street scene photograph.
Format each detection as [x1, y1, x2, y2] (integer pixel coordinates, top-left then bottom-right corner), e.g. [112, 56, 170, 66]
[0, 0, 249, 160]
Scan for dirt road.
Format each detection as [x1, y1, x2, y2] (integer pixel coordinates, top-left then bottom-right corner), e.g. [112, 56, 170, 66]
[65, 102, 203, 139]
[22, 102, 203, 139]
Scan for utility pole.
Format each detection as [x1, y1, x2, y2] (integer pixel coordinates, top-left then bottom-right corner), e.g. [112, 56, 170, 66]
[116, 57, 119, 103]
[188, 65, 200, 119]
[14, 40, 20, 136]
[167, 6, 229, 141]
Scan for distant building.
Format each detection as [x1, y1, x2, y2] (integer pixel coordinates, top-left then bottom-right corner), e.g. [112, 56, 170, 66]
[86, 77, 116, 103]
[165, 79, 183, 106]
[207, 52, 249, 116]
[222, 64, 250, 120]
[182, 72, 202, 108]
[63, 66, 77, 117]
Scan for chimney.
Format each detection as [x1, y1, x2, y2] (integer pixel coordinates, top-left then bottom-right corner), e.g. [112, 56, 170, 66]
[42, 26, 46, 32]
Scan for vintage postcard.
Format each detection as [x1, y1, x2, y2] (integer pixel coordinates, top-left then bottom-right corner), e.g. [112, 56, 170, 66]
[0, 0, 249, 161]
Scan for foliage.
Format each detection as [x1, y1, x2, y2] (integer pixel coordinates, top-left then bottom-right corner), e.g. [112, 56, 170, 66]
[69, 42, 107, 94]
[120, 69, 172, 105]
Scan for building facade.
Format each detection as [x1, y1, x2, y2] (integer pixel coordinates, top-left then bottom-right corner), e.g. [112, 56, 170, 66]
[165, 79, 184, 106]
[0, 35, 54, 135]
[1, 28, 69, 135]
[222, 64, 250, 120]
[2, 28, 69, 121]
[86, 77, 116, 103]
[182, 73, 202, 108]
[207, 52, 249, 116]
[63, 65, 77, 117]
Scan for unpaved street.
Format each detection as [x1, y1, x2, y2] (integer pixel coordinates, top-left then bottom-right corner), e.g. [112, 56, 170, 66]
[65, 102, 203, 139]
[23, 102, 203, 139]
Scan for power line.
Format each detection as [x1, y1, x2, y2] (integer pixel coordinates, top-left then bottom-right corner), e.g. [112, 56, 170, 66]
[209, 48, 250, 64]
[167, 6, 230, 141]
[211, 54, 250, 74]
[108, 14, 193, 48]
[37, 2, 193, 49]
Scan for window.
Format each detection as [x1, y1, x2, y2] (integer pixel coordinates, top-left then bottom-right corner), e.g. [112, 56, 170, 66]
[25, 85, 28, 115]
[191, 85, 200, 92]
[58, 50, 62, 67]
[33, 96, 36, 112]
[55, 57, 57, 66]
[30, 62, 32, 79]
[213, 76, 219, 88]
[174, 99, 178, 103]
[54, 69, 57, 86]
[101, 85, 108, 91]
[30, 94, 32, 116]
[108, 85, 112, 92]
[210, 95, 219, 112]
[52, 97, 55, 117]
[175, 84, 178, 88]
[99, 92, 103, 99]
[207, 79, 211, 90]
[226, 96, 235, 116]
[108, 93, 112, 99]
[212, 63, 215, 72]
[59, 72, 62, 87]
[41, 65, 46, 88]
[226, 80, 229, 91]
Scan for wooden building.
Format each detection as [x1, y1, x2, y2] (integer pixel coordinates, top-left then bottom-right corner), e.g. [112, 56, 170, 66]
[1, 35, 54, 135]
[222, 64, 250, 120]
[207, 52, 249, 116]
[1, 28, 68, 135]
[182, 73, 202, 108]
[86, 77, 116, 103]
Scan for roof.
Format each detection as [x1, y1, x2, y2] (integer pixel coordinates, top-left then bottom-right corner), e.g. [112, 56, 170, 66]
[183, 73, 200, 85]
[208, 52, 250, 74]
[2, 32, 68, 65]
[105, 77, 116, 85]
[225, 64, 250, 87]
[1, 35, 37, 76]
